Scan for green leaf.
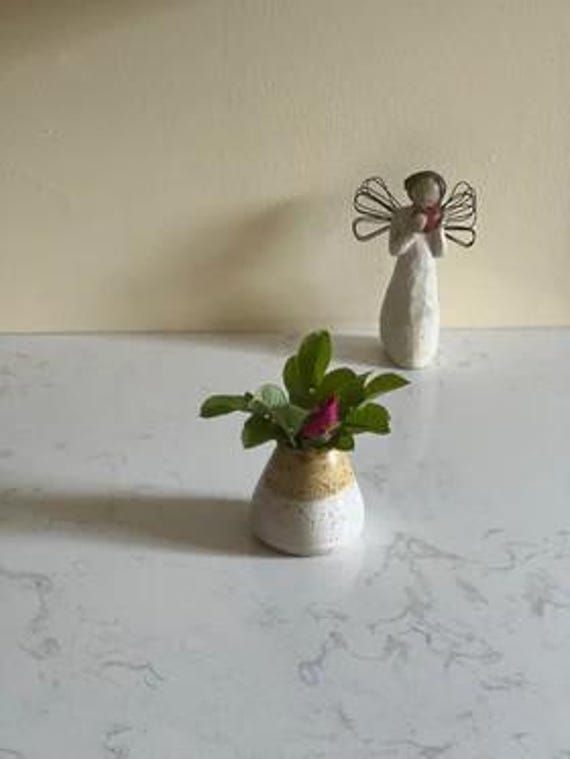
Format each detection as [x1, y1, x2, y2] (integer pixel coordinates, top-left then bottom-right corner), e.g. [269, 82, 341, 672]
[272, 404, 308, 439]
[241, 416, 282, 449]
[254, 383, 288, 409]
[297, 330, 332, 390]
[317, 368, 357, 401]
[283, 355, 308, 405]
[333, 430, 355, 450]
[337, 376, 366, 414]
[250, 384, 308, 445]
[345, 403, 391, 434]
[365, 373, 410, 399]
[200, 394, 250, 418]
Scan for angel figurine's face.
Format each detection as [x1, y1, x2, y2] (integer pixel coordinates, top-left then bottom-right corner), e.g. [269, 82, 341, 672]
[407, 176, 442, 209]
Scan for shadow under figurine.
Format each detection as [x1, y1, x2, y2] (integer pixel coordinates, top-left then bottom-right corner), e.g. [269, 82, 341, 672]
[352, 170, 477, 369]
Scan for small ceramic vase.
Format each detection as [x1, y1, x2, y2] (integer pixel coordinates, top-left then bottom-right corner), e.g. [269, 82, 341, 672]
[251, 446, 365, 556]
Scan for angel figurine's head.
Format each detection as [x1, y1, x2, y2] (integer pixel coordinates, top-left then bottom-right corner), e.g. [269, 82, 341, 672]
[404, 170, 446, 209]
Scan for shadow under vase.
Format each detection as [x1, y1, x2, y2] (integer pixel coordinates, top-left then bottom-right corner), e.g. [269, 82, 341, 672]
[0, 491, 282, 558]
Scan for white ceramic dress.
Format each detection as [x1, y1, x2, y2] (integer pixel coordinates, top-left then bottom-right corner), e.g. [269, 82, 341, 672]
[380, 206, 447, 369]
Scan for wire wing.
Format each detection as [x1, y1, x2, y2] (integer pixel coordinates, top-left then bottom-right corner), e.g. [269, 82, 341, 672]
[352, 176, 401, 242]
[442, 180, 477, 248]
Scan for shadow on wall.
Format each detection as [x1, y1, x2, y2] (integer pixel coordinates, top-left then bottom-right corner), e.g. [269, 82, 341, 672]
[128, 198, 335, 332]
[0, 0, 181, 66]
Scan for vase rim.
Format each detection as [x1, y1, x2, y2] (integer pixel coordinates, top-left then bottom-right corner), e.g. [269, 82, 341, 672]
[275, 443, 348, 458]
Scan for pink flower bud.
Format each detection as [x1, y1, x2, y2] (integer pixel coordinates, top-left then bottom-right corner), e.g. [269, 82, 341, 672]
[300, 395, 340, 439]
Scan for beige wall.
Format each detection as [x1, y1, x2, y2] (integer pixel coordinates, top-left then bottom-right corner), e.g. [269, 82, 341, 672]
[1, 0, 569, 332]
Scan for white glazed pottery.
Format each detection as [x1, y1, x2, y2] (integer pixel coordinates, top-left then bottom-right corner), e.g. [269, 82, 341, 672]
[380, 231, 440, 369]
[353, 171, 474, 371]
[251, 446, 365, 556]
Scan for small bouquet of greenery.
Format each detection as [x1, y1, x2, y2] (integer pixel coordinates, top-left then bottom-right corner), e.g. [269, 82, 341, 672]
[200, 330, 409, 451]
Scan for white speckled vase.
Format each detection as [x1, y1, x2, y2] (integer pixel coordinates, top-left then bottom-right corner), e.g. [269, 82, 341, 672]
[251, 446, 365, 556]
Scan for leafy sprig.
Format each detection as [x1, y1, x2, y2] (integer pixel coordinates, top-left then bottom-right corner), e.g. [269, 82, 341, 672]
[200, 330, 409, 451]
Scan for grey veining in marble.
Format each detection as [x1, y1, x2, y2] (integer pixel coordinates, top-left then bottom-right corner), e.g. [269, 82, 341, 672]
[0, 330, 569, 758]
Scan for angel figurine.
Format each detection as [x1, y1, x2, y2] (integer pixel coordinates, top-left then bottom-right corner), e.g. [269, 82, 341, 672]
[352, 170, 477, 369]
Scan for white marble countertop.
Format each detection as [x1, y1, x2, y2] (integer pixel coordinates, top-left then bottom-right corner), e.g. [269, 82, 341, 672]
[1, 330, 569, 759]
